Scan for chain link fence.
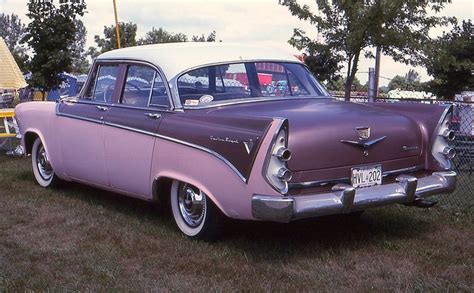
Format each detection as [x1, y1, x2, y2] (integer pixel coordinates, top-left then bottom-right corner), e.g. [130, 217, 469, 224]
[335, 96, 473, 210]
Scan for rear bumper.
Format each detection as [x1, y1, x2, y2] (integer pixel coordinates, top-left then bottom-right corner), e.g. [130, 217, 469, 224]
[252, 171, 457, 223]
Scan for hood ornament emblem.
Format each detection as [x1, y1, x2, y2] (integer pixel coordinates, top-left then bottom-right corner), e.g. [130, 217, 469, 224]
[355, 126, 370, 140]
[340, 127, 386, 149]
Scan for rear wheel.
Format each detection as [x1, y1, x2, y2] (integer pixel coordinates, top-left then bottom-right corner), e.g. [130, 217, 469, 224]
[170, 180, 223, 240]
[31, 137, 60, 187]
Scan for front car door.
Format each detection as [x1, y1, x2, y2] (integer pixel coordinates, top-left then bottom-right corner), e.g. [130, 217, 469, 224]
[103, 62, 171, 197]
[57, 62, 122, 187]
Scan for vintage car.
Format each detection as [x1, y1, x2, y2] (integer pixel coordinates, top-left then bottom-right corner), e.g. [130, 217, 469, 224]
[15, 43, 457, 239]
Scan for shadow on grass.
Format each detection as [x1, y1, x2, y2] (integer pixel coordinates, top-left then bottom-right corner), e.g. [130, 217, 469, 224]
[51, 180, 434, 260]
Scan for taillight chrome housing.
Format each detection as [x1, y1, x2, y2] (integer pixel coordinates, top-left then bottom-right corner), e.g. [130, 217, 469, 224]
[264, 121, 292, 194]
[431, 107, 456, 169]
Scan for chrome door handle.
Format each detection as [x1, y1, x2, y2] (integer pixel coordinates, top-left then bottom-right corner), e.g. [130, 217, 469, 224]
[145, 113, 161, 119]
[96, 105, 109, 111]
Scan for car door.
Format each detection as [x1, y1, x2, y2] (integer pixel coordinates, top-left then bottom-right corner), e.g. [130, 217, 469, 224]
[57, 63, 122, 187]
[103, 63, 171, 197]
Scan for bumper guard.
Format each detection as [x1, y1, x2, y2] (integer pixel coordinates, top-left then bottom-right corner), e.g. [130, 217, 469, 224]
[252, 171, 457, 223]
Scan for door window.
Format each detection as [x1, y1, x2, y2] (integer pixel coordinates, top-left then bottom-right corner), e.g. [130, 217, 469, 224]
[84, 65, 119, 103]
[122, 65, 169, 108]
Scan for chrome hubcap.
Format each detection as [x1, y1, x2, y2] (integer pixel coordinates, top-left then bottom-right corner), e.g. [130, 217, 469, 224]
[178, 183, 206, 227]
[36, 144, 52, 180]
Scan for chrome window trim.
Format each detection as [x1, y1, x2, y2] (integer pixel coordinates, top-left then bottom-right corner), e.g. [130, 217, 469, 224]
[179, 96, 333, 110]
[84, 58, 175, 110]
[170, 59, 332, 110]
[288, 165, 424, 190]
[55, 106, 247, 182]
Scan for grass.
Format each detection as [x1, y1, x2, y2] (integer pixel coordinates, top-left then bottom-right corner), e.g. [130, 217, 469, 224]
[0, 154, 473, 291]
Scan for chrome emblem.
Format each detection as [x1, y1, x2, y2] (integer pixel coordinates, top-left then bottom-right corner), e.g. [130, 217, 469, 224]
[355, 126, 370, 140]
[340, 126, 386, 150]
[243, 139, 255, 154]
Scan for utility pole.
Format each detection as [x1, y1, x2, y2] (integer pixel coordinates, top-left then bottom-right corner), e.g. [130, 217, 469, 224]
[112, 0, 121, 49]
[368, 67, 376, 102]
[374, 46, 381, 98]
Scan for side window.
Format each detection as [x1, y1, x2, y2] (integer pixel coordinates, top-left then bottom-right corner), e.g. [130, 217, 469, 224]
[84, 65, 119, 103]
[149, 74, 169, 108]
[177, 63, 250, 105]
[122, 65, 155, 107]
[255, 62, 310, 97]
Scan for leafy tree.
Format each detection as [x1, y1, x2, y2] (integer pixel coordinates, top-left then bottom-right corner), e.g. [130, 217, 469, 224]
[388, 75, 408, 91]
[388, 70, 423, 91]
[405, 69, 420, 84]
[424, 20, 473, 99]
[289, 29, 342, 84]
[138, 27, 188, 45]
[192, 31, 217, 42]
[70, 19, 89, 74]
[94, 22, 137, 53]
[0, 13, 29, 72]
[22, 0, 87, 91]
[280, 0, 453, 100]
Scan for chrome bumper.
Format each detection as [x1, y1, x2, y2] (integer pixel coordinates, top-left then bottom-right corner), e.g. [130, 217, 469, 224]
[252, 171, 457, 223]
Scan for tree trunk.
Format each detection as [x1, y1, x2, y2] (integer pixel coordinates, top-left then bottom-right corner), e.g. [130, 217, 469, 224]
[344, 51, 361, 101]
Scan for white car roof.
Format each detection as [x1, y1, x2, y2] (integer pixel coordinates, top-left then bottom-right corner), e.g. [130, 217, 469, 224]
[97, 42, 301, 79]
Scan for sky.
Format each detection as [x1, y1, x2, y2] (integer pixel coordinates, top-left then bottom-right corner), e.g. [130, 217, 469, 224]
[1, 0, 472, 86]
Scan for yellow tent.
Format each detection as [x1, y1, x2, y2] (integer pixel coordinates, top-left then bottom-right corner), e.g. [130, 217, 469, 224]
[0, 37, 27, 89]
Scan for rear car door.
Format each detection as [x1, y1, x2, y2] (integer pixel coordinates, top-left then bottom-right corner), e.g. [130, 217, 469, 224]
[57, 63, 121, 187]
[103, 63, 171, 197]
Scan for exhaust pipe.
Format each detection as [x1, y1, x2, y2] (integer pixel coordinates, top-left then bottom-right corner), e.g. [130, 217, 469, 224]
[439, 146, 456, 160]
[277, 168, 293, 182]
[440, 129, 455, 141]
[274, 147, 292, 161]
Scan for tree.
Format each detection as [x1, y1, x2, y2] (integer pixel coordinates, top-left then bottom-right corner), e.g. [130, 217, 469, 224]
[94, 22, 137, 53]
[0, 13, 29, 72]
[388, 75, 408, 91]
[280, 0, 453, 100]
[70, 19, 89, 74]
[424, 20, 473, 99]
[405, 69, 420, 84]
[289, 29, 342, 85]
[22, 0, 87, 91]
[192, 31, 217, 42]
[138, 27, 188, 45]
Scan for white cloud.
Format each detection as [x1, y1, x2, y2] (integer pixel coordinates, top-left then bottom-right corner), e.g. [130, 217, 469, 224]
[1, 0, 472, 85]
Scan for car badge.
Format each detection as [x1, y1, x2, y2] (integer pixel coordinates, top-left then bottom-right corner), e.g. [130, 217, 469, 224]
[243, 138, 256, 154]
[355, 126, 370, 140]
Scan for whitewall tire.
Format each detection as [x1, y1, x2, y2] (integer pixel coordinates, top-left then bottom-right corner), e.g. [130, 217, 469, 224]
[31, 137, 59, 187]
[170, 180, 223, 240]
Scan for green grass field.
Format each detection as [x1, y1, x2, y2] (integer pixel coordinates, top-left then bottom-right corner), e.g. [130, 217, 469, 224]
[0, 154, 472, 291]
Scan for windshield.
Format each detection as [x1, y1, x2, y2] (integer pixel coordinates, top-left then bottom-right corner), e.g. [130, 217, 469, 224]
[177, 62, 330, 107]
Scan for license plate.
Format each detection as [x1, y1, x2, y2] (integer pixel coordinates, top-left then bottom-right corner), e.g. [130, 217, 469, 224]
[351, 165, 382, 188]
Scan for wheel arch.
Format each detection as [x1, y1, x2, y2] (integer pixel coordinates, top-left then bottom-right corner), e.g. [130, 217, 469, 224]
[152, 174, 228, 217]
[24, 131, 41, 155]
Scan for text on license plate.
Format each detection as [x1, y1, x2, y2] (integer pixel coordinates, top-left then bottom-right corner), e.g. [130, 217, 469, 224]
[351, 165, 382, 188]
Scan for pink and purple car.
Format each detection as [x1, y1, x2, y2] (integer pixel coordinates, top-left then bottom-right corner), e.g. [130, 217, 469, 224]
[15, 43, 457, 239]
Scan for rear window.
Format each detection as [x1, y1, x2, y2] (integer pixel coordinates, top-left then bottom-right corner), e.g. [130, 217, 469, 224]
[177, 62, 329, 107]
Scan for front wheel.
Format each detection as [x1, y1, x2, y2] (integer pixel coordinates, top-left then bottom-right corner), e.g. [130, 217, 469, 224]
[170, 180, 223, 240]
[31, 137, 60, 187]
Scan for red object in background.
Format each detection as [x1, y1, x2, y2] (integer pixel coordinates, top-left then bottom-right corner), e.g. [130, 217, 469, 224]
[258, 73, 272, 85]
[226, 73, 273, 86]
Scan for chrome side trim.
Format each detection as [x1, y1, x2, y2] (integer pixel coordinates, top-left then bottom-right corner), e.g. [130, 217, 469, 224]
[288, 165, 423, 189]
[181, 96, 332, 110]
[56, 109, 247, 182]
[57, 112, 104, 125]
[253, 171, 457, 222]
